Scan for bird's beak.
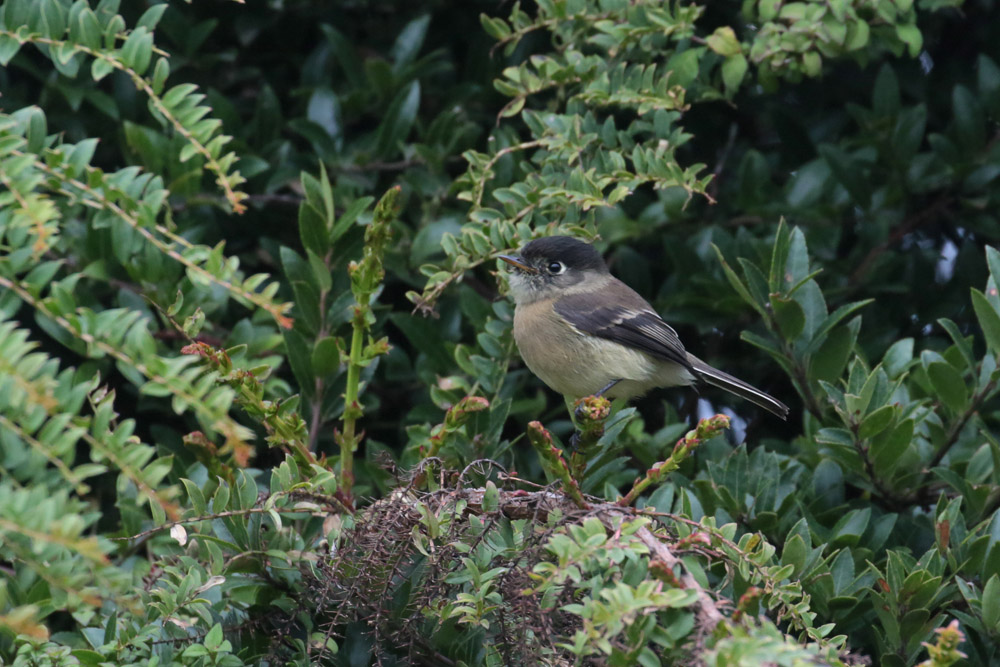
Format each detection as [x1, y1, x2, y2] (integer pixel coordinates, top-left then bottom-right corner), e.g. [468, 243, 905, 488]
[498, 254, 538, 274]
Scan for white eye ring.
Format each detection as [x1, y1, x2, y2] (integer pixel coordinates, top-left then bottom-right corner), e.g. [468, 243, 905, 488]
[547, 261, 565, 275]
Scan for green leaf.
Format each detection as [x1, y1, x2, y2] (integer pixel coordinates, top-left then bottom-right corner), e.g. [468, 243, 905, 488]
[480, 14, 511, 40]
[738, 258, 770, 307]
[389, 313, 456, 372]
[937, 317, 976, 371]
[770, 294, 805, 340]
[665, 48, 701, 89]
[291, 280, 321, 333]
[307, 249, 332, 293]
[103, 611, 118, 645]
[136, 3, 168, 31]
[721, 53, 748, 97]
[69, 7, 101, 49]
[979, 55, 1000, 116]
[895, 22, 922, 58]
[806, 300, 873, 355]
[38, 0, 67, 39]
[891, 104, 927, 160]
[882, 338, 914, 379]
[24, 106, 47, 154]
[802, 51, 822, 78]
[151, 56, 170, 95]
[859, 404, 896, 440]
[204, 623, 224, 651]
[830, 549, 855, 595]
[873, 65, 900, 117]
[374, 81, 420, 158]
[391, 14, 430, 70]
[831, 508, 870, 547]
[741, 330, 786, 361]
[299, 204, 330, 257]
[91, 56, 114, 81]
[768, 219, 791, 292]
[332, 196, 374, 244]
[871, 419, 914, 473]
[182, 644, 209, 659]
[984, 574, 1000, 630]
[307, 86, 342, 141]
[758, 0, 780, 20]
[706, 27, 741, 57]
[844, 19, 870, 51]
[952, 85, 985, 151]
[181, 479, 207, 515]
[70, 649, 105, 665]
[987, 246, 1000, 287]
[312, 336, 341, 377]
[283, 328, 316, 395]
[120, 26, 153, 76]
[971, 287, 1000, 356]
[784, 227, 812, 288]
[809, 323, 855, 383]
[0, 33, 21, 65]
[818, 144, 871, 208]
[926, 361, 968, 413]
[712, 244, 767, 318]
[781, 533, 808, 577]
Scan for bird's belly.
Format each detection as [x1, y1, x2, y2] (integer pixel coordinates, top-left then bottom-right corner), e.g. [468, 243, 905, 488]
[513, 304, 689, 399]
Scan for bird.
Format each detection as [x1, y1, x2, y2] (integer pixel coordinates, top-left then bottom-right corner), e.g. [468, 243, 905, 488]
[498, 236, 789, 419]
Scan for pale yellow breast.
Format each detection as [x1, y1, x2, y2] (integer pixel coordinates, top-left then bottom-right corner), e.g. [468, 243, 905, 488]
[512, 299, 691, 399]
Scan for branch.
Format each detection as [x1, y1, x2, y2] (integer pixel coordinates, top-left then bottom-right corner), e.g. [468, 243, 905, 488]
[634, 525, 724, 631]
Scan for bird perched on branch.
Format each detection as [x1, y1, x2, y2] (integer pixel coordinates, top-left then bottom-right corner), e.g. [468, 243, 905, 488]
[498, 236, 789, 419]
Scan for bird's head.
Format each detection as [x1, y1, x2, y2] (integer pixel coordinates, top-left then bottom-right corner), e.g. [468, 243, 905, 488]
[498, 236, 609, 305]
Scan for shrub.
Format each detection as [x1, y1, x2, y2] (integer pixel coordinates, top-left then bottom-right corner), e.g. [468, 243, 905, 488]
[0, 0, 998, 665]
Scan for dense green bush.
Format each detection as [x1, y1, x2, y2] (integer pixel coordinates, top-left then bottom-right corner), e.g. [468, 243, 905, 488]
[1, 0, 999, 664]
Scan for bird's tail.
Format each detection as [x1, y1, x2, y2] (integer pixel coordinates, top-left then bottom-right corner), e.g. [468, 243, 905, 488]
[687, 354, 789, 420]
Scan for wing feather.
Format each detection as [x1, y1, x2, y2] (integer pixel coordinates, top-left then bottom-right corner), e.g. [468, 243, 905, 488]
[553, 291, 693, 372]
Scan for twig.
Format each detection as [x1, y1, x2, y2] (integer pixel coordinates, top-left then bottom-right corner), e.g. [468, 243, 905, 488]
[634, 525, 724, 630]
[618, 414, 730, 507]
[111, 493, 352, 543]
[927, 380, 993, 469]
[849, 197, 953, 287]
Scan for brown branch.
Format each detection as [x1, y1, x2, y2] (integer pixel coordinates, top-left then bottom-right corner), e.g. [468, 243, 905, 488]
[849, 197, 953, 287]
[456, 488, 725, 631]
[110, 492, 351, 543]
[928, 380, 995, 470]
[336, 158, 424, 173]
[634, 525, 724, 630]
[152, 329, 225, 348]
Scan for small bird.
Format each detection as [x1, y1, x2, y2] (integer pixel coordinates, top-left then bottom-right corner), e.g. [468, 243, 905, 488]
[499, 236, 789, 419]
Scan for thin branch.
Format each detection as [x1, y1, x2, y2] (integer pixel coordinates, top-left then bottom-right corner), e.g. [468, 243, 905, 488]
[928, 380, 995, 469]
[848, 197, 953, 287]
[634, 525, 724, 630]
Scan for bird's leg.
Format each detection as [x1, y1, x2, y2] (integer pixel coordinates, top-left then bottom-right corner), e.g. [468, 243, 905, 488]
[595, 378, 622, 397]
[573, 379, 621, 420]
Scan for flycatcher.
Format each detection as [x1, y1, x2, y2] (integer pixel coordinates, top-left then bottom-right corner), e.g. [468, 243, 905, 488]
[499, 236, 789, 419]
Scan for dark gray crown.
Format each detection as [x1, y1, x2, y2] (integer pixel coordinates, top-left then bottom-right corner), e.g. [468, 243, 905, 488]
[520, 236, 607, 272]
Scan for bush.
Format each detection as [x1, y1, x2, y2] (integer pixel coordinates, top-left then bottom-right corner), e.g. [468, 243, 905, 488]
[1, 0, 998, 665]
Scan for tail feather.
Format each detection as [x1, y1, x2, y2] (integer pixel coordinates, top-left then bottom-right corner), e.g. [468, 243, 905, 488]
[687, 354, 789, 420]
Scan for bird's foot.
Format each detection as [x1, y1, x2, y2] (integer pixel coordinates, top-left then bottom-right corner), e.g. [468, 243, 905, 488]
[568, 431, 582, 450]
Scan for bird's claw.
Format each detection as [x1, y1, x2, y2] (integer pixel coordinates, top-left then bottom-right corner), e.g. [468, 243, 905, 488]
[568, 431, 581, 450]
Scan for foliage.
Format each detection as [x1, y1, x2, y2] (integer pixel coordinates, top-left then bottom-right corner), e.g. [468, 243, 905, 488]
[1, 0, 999, 665]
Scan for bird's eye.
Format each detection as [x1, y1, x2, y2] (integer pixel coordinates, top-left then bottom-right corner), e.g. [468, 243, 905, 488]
[547, 261, 565, 275]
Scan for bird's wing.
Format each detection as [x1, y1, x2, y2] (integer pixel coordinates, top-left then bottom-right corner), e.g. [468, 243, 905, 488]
[553, 291, 693, 372]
